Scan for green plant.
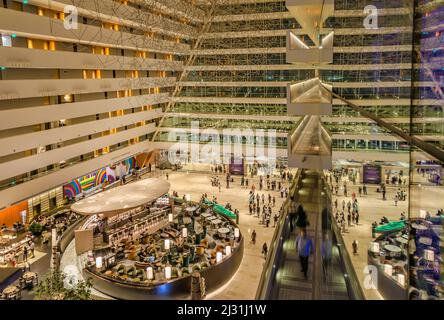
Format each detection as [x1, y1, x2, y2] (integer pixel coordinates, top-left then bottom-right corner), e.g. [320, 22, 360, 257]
[33, 270, 92, 300]
[28, 222, 43, 236]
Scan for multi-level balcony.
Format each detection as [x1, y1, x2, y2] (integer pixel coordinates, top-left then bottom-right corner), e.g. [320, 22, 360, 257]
[286, 31, 334, 64]
[287, 116, 332, 170]
[287, 78, 332, 115]
[286, 0, 334, 46]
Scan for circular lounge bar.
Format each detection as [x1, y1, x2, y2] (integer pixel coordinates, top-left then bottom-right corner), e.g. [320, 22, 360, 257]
[70, 178, 244, 300]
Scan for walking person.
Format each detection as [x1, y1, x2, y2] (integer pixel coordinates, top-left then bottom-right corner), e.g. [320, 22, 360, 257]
[251, 230, 257, 245]
[273, 213, 279, 227]
[29, 241, 35, 258]
[23, 245, 28, 262]
[352, 240, 359, 255]
[296, 229, 313, 280]
[262, 242, 268, 259]
[363, 184, 367, 195]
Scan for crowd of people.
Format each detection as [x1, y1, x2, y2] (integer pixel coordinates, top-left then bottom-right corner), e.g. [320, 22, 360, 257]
[245, 169, 294, 259]
[334, 197, 360, 233]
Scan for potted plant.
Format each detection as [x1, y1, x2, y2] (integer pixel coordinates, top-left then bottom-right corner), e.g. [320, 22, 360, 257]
[28, 222, 43, 236]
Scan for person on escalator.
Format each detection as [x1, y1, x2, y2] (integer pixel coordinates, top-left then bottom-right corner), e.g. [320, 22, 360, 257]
[295, 204, 309, 231]
[296, 229, 313, 280]
[288, 197, 298, 232]
[321, 233, 332, 282]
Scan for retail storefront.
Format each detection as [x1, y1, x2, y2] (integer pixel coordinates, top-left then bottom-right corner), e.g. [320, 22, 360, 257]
[0, 202, 28, 228]
[27, 187, 64, 221]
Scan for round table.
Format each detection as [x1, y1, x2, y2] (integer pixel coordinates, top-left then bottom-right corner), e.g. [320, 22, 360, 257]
[217, 227, 230, 238]
[419, 237, 433, 246]
[411, 223, 427, 231]
[3, 285, 20, 299]
[396, 237, 408, 245]
[384, 244, 402, 256]
[23, 271, 37, 281]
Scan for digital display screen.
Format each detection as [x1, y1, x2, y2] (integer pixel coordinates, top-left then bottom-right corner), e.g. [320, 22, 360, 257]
[363, 164, 381, 184]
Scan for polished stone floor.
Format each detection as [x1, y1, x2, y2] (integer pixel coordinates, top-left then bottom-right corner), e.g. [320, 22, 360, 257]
[331, 179, 408, 300]
[330, 171, 444, 300]
[163, 169, 291, 300]
[8, 167, 439, 300]
[54, 168, 291, 300]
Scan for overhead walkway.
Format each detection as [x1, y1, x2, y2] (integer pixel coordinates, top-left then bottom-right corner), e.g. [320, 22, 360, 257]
[286, 31, 334, 64]
[288, 116, 332, 170]
[285, 0, 334, 46]
[256, 170, 364, 300]
[287, 78, 333, 116]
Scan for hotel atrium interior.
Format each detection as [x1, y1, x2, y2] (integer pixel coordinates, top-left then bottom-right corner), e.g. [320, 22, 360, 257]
[0, 0, 443, 302]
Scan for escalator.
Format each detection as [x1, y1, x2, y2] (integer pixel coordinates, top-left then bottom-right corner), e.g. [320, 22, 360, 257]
[256, 169, 364, 300]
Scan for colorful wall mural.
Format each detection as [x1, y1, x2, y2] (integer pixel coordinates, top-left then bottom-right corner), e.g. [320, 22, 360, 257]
[63, 157, 136, 198]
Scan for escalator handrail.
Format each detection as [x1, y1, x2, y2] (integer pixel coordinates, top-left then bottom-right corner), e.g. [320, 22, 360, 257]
[320, 173, 366, 300]
[255, 169, 302, 299]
